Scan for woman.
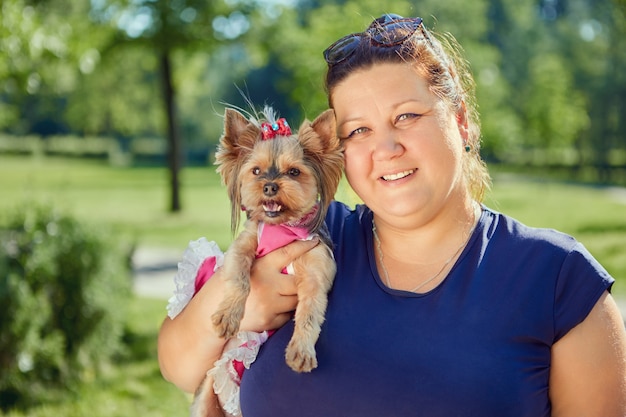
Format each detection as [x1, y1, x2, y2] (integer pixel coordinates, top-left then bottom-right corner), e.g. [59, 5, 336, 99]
[158, 14, 626, 416]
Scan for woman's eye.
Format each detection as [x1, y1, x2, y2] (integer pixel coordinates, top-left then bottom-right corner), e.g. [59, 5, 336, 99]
[396, 113, 419, 123]
[288, 168, 300, 177]
[346, 127, 369, 138]
[252, 167, 261, 175]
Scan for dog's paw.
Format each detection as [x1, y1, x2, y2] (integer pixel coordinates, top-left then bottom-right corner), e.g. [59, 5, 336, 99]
[211, 309, 241, 339]
[285, 339, 318, 373]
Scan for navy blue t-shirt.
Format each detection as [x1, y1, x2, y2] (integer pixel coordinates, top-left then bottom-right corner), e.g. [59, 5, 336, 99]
[239, 202, 614, 416]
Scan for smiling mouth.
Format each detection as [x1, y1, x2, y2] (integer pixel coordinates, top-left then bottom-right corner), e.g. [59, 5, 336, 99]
[381, 169, 415, 181]
[262, 201, 283, 217]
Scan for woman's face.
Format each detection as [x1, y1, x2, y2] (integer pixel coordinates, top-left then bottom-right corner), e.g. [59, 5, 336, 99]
[331, 62, 469, 225]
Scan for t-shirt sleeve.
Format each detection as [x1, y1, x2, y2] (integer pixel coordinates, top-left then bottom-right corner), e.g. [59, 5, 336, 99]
[553, 241, 614, 342]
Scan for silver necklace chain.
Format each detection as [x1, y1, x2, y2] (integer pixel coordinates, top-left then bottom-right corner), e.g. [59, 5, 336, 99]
[372, 206, 479, 293]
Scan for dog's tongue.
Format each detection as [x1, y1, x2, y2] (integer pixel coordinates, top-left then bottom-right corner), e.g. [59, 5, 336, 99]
[263, 202, 282, 213]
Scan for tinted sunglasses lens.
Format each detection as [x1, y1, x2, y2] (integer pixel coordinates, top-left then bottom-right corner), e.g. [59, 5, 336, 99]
[370, 13, 404, 27]
[324, 35, 362, 64]
[371, 20, 419, 45]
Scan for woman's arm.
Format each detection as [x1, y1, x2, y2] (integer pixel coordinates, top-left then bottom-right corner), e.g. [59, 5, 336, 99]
[157, 238, 318, 393]
[550, 291, 626, 416]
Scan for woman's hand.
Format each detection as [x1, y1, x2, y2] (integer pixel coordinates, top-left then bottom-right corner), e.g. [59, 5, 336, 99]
[240, 238, 319, 332]
[157, 238, 319, 393]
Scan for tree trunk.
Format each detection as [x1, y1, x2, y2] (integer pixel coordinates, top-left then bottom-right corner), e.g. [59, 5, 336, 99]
[159, 51, 182, 212]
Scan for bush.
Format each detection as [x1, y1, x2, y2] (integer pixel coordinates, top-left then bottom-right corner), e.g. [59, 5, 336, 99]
[0, 204, 133, 410]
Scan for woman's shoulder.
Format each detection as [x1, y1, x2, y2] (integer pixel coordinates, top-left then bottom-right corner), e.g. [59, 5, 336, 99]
[482, 206, 579, 254]
[480, 206, 613, 339]
[481, 205, 613, 287]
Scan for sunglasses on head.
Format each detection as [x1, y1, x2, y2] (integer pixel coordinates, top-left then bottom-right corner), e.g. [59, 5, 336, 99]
[323, 14, 429, 65]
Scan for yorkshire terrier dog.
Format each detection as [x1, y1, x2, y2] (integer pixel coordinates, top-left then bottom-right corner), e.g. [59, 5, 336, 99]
[190, 107, 343, 417]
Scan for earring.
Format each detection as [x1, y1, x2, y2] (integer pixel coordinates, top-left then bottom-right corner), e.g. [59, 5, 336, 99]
[463, 140, 471, 153]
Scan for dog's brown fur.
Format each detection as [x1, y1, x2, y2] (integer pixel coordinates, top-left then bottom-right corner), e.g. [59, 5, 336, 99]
[190, 108, 343, 417]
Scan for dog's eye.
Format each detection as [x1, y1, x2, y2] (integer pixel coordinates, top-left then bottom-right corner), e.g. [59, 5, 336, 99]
[288, 168, 300, 177]
[252, 167, 261, 175]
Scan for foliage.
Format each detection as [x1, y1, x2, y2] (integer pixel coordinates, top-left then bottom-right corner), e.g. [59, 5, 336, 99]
[263, 0, 626, 179]
[0, 0, 113, 134]
[1, 0, 626, 191]
[0, 204, 133, 410]
[523, 53, 589, 148]
[0, 297, 190, 417]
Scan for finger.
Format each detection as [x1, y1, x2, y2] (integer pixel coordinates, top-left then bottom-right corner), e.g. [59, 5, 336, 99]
[249, 260, 298, 295]
[242, 295, 297, 332]
[270, 238, 320, 267]
[246, 281, 298, 313]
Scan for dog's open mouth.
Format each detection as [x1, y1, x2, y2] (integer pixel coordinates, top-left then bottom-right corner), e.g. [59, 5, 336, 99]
[262, 201, 283, 217]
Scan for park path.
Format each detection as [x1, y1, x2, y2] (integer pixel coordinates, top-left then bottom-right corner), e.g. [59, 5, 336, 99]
[132, 246, 182, 301]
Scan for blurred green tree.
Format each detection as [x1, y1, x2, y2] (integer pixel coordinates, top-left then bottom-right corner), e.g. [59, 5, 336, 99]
[564, 0, 626, 180]
[255, 0, 626, 179]
[481, 0, 626, 175]
[0, 0, 110, 134]
[89, 0, 229, 212]
[2, 0, 626, 191]
[88, 0, 297, 211]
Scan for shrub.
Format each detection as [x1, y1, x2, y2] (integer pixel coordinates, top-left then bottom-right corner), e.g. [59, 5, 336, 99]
[0, 204, 133, 409]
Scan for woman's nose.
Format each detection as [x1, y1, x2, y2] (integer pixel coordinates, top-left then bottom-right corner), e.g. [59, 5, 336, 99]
[372, 131, 404, 161]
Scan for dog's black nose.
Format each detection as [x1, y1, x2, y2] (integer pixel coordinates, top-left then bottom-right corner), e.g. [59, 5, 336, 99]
[263, 182, 279, 196]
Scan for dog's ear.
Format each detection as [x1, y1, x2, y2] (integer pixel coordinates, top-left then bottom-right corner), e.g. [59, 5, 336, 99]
[223, 108, 250, 139]
[310, 109, 337, 150]
[298, 109, 344, 231]
[298, 109, 339, 156]
[215, 108, 260, 234]
[216, 109, 259, 174]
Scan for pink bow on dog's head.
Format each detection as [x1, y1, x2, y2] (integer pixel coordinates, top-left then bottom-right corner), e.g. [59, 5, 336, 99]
[261, 118, 291, 140]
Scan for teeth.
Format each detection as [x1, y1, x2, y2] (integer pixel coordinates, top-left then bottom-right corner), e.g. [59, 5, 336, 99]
[382, 170, 414, 181]
[263, 203, 282, 212]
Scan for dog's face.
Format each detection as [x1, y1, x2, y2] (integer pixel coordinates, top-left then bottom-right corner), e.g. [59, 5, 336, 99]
[215, 108, 344, 233]
[238, 137, 318, 225]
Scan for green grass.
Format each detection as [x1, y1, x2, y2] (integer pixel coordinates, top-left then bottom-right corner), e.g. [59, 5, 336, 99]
[0, 155, 358, 249]
[0, 155, 233, 249]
